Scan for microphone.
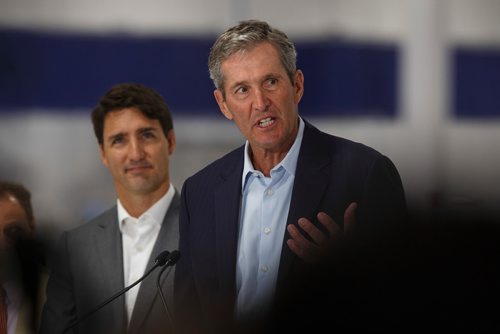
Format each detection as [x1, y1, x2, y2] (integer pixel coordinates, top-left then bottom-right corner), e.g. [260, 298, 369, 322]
[156, 250, 181, 324]
[63, 250, 171, 333]
[155, 250, 172, 266]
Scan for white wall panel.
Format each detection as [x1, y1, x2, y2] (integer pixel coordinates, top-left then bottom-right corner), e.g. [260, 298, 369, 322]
[1, 0, 499, 243]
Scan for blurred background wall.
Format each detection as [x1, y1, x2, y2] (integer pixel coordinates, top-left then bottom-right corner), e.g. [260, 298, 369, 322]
[1, 0, 499, 248]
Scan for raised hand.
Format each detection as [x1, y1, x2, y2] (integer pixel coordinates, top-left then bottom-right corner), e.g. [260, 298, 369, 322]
[286, 202, 357, 263]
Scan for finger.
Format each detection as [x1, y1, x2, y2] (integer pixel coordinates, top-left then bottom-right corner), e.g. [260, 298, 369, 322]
[286, 225, 317, 262]
[286, 239, 314, 262]
[287, 223, 318, 249]
[297, 218, 328, 245]
[316, 212, 342, 239]
[344, 202, 358, 237]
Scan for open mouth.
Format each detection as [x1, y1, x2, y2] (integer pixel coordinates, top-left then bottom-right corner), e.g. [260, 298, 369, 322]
[257, 117, 275, 128]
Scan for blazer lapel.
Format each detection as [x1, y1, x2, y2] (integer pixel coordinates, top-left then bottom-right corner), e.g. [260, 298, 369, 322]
[94, 208, 127, 332]
[127, 191, 181, 334]
[214, 148, 244, 307]
[277, 122, 332, 288]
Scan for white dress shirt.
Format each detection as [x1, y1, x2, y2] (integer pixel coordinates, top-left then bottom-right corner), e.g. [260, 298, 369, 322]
[235, 118, 304, 321]
[117, 183, 175, 324]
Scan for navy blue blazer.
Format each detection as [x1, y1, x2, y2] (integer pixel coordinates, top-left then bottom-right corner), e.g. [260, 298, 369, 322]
[174, 120, 407, 333]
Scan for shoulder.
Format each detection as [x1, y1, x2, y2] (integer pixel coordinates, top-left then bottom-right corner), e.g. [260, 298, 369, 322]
[303, 120, 388, 164]
[64, 206, 117, 238]
[52, 206, 119, 266]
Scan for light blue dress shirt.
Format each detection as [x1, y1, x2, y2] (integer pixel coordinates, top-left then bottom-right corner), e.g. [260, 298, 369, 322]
[235, 117, 305, 321]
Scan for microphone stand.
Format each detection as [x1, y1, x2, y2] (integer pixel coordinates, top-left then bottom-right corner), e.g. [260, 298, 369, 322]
[156, 266, 174, 323]
[156, 250, 181, 325]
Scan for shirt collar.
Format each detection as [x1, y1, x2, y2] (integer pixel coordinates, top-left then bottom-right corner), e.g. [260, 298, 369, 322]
[117, 183, 175, 232]
[242, 117, 305, 189]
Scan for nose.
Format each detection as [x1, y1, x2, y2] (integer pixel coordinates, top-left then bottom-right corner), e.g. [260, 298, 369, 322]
[253, 89, 270, 112]
[128, 138, 145, 161]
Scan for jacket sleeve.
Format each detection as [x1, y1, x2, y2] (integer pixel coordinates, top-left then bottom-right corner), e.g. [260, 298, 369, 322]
[39, 231, 78, 334]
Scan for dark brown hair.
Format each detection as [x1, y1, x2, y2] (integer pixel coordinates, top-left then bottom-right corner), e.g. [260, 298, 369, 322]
[91, 83, 174, 145]
[0, 181, 34, 223]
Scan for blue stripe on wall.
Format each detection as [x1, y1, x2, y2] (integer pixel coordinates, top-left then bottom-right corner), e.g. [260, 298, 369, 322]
[453, 47, 500, 118]
[0, 29, 215, 113]
[0, 28, 398, 117]
[298, 40, 398, 117]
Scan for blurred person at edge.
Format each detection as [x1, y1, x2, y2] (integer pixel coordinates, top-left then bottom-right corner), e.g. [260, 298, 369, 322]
[40, 83, 179, 334]
[174, 19, 407, 334]
[0, 181, 47, 334]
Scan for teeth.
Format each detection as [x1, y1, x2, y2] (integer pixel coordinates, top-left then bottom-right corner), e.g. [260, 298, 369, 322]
[259, 117, 274, 127]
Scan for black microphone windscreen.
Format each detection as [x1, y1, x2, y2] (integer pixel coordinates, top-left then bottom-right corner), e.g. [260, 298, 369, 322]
[167, 250, 181, 265]
[155, 250, 171, 266]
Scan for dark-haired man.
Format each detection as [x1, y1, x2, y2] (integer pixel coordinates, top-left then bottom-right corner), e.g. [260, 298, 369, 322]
[1, 181, 45, 334]
[40, 83, 179, 334]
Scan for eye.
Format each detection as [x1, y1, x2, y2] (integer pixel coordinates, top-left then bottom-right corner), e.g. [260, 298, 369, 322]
[141, 130, 156, 140]
[264, 78, 278, 89]
[235, 86, 248, 95]
[110, 135, 124, 146]
[4, 224, 29, 243]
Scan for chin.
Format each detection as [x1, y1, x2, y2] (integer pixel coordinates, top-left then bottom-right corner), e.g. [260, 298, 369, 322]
[127, 180, 156, 192]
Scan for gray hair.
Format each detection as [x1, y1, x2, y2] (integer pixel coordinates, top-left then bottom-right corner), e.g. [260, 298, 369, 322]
[208, 20, 297, 97]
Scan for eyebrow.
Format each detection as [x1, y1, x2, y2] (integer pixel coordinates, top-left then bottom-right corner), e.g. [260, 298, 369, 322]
[106, 127, 158, 143]
[228, 80, 249, 92]
[106, 132, 125, 144]
[263, 73, 285, 81]
[137, 127, 157, 134]
[228, 73, 285, 91]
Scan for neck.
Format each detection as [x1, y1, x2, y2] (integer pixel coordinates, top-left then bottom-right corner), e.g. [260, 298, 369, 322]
[250, 130, 298, 177]
[117, 184, 169, 218]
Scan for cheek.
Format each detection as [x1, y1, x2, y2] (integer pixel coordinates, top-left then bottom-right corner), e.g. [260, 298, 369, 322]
[231, 115, 249, 131]
[152, 146, 170, 165]
[105, 155, 124, 174]
[101, 149, 121, 168]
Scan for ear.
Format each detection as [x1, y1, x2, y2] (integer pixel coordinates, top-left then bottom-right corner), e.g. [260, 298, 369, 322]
[99, 144, 109, 168]
[166, 129, 176, 155]
[214, 89, 233, 120]
[293, 70, 304, 104]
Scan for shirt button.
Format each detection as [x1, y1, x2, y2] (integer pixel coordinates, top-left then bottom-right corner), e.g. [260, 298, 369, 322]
[266, 189, 273, 196]
[136, 245, 144, 252]
[264, 227, 271, 234]
[261, 265, 268, 273]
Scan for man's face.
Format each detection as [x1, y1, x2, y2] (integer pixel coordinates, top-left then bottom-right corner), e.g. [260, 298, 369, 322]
[214, 41, 304, 155]
[0, 195, 33, 250]
[99, 107, 175, 200]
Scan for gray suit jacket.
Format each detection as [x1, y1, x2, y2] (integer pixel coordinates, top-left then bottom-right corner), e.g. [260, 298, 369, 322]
[40, 191, 180, 334]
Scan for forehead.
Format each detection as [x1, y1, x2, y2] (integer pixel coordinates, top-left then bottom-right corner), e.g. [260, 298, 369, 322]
[221, 42, 286, 82]
[0, 196, 28, 225]
[103, 107, 161, 134]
